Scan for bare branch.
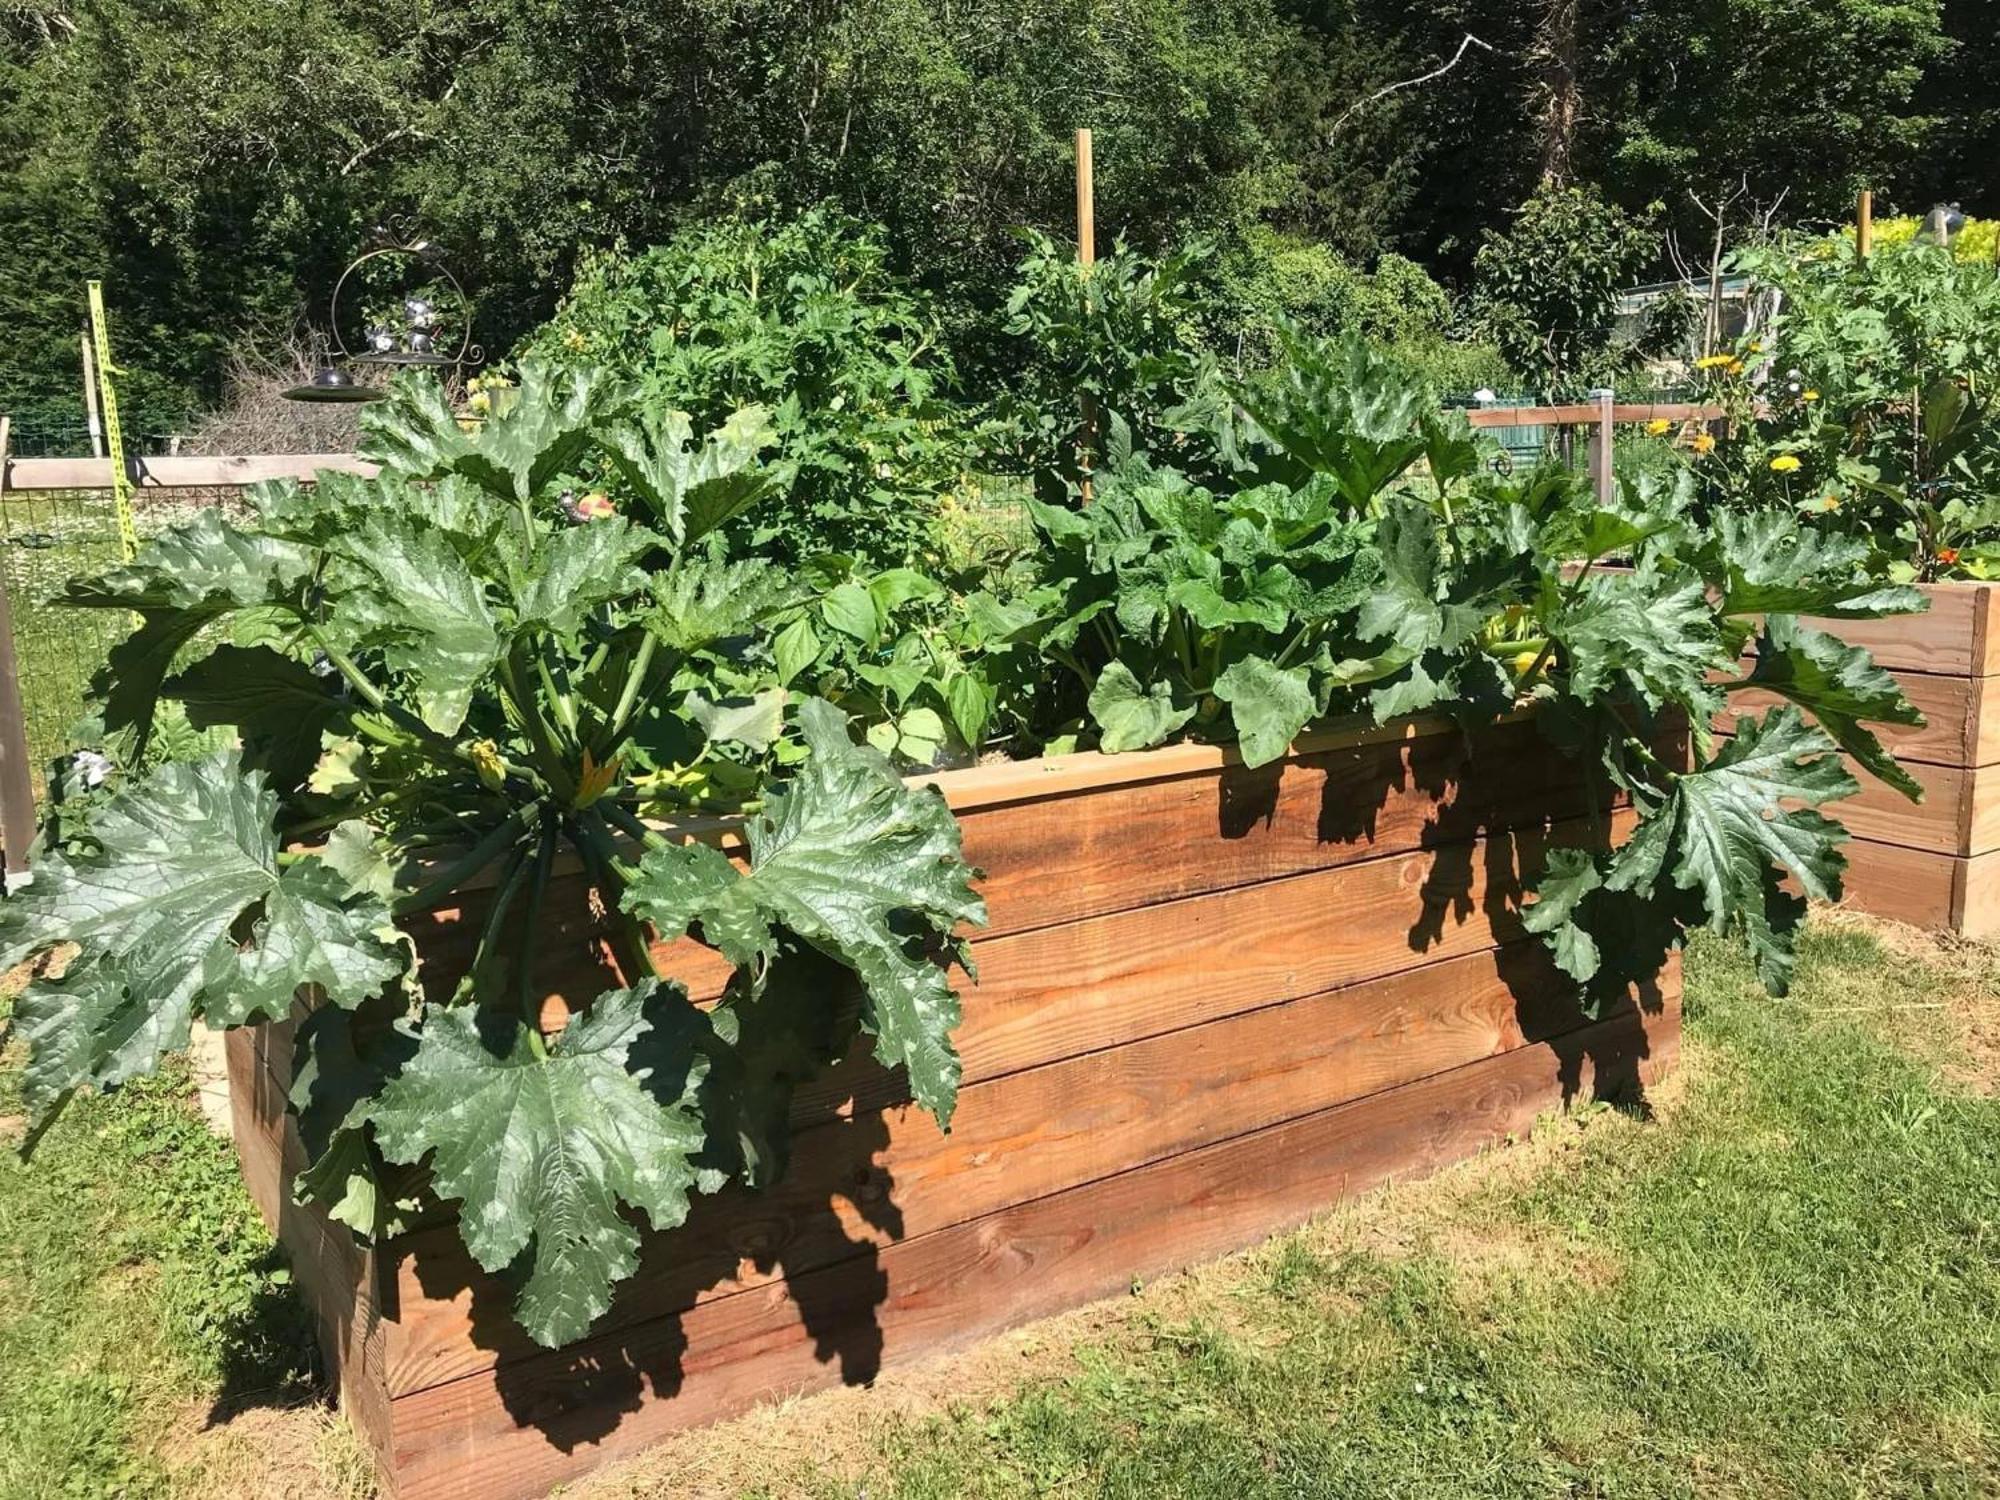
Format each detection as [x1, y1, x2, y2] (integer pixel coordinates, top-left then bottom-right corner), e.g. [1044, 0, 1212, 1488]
[1325, 32, 1497, 140]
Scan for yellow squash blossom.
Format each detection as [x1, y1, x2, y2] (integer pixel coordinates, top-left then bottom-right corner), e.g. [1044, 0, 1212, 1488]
[1769, 455, 1803, 473]
[574, 748, 623, 809]
[468, 739, 507, 790]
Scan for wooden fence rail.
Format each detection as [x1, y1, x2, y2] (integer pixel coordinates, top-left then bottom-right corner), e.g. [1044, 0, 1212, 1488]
[1, 453, 378, 491]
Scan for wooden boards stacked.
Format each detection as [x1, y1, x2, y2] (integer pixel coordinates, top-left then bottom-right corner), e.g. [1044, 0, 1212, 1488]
[228, 711, 1681, 1499]
[1721, 583, 2000, 936]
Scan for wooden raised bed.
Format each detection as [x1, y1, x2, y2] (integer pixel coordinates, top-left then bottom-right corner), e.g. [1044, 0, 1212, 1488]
[227, 712, 1682, 1500]
[1721, 581, 2000, 936]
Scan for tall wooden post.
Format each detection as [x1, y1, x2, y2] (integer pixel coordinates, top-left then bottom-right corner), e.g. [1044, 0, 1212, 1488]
[1857, 189, 1874, 261]
[0, 416, 41, 881]
[80, 332, 104, 458]
[1587, 387, 1615, 504]
[1076, 128, 1098, 502]
[1075, 128, 1096, 267]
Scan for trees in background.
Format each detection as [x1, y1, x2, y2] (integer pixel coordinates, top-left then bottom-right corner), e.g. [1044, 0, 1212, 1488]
[0, 0, 1986, 431]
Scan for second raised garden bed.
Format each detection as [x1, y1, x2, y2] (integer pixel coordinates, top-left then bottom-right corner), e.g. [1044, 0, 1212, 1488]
[229, 711, 1681, 1500]
[1723, 581, 2000, 936]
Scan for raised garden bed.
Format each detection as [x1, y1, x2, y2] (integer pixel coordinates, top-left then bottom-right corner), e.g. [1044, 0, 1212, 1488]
[228, 711, 1681, 1500]
[1721, 581, 2000, 936]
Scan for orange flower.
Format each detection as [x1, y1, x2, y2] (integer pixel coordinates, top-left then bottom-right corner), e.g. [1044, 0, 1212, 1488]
[574, 748, 624, 808]
[1939, 547, 1962, 567]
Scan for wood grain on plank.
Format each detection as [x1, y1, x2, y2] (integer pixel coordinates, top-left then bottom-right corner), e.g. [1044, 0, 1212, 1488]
[1721, 669, 1996, 769]
[410, 714, 1633, 1015]
[378, 992, 1680, 1500]
[380, 935, 1665, 1395]
[1812, 583, 2000, 676]
[1838, 836, 2000, 937]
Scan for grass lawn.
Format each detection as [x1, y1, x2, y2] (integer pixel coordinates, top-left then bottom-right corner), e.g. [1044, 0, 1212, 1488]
[4, 914, 2000, 1497]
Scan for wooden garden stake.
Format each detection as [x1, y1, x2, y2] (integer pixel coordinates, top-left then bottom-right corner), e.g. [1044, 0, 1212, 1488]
[0, 416, 41, 881]
[1075, 128, 1096, 267]
[79, 332, 104, 458]
[1857, 189, 1873, 260]
[1076, 128, 1098, 503]
[1587, 387, 1615, 504]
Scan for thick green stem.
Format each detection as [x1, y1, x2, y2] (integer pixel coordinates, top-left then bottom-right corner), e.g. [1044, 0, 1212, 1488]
[536, 650, 578, 741]
[569, 811, 657, 984]
[501, 644, 576, 801]
[461, 840, 536, 1003]
[517, 821, 559, 1057]
[390, 806, 537, 917]
[605, 633, 660, 748]
[599, 797, 672, 856]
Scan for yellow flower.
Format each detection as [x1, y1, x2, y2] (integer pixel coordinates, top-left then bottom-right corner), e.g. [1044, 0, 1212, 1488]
[574, 748, 623, 809]
[1746, 340, 1764, 355]
[1513, 649, 1541, 680]
[1646, 418, 1672, 436]
[1724, 357, 1745, 376]
[1769, 455, 1803, 473]
[1802, 389, 1820, 402]
[468, 739, 507, 790]
[563, 328, 588, 353]
[1695, 354, 1734, 371]
[1820, 493, 1842, 512]
[1691, 432, 1716, 455]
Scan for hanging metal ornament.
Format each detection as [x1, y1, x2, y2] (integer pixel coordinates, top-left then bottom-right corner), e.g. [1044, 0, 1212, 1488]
[284, 221, 482, 403]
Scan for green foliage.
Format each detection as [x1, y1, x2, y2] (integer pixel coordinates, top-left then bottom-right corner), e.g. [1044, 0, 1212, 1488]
[1702, 233, 2000, 577]
[1005, 328, 1920, 1004]
[3, 368, 984, 1351]
[1209, 227, 1510, 389]
[366, 983, 708, 1348]
[519, 210, 972, 567]
[1472, 184, 1666, 397]
[1590, 0, 1950, 223]
[995, 231, 1225, 497]
[2, 0, 1987, 431]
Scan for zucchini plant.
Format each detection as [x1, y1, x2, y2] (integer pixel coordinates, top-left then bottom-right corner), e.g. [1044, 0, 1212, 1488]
[1014, 335, 1928, 1000]
[0, 362, 984, 1349]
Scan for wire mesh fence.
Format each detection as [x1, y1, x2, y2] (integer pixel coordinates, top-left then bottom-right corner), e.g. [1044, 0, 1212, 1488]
[0, 484, 253, 792]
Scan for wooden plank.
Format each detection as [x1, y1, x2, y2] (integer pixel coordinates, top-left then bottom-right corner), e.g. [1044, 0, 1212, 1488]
[913, 708, 1535, 815]
[1836, 837, 1963, 931]
[1839, 836, 2000, 938]
[2, 452, 377, 491]
[1956, 847, 2000, 938]
[1465, 402, 1723, 428]
[1722, 669, 1995, 769]
[380, 934, 1659, 1395]
[379, 993, 1679, 1500]
[411, 715, 1643, 1016]
[1812, 584, 2000, 677]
